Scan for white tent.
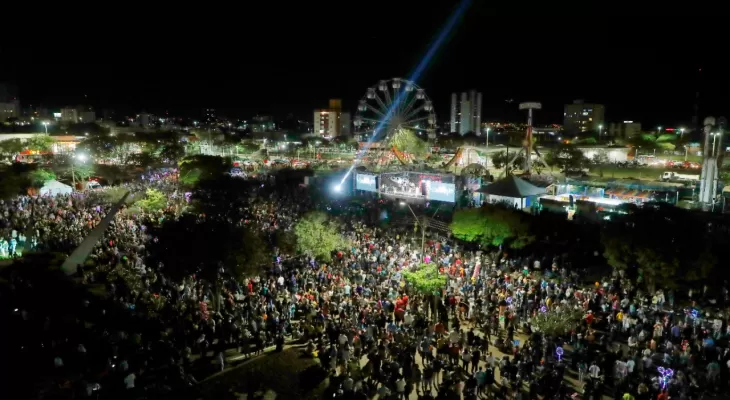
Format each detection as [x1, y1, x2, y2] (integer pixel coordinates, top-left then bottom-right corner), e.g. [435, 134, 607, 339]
[39, 180, 73, 196]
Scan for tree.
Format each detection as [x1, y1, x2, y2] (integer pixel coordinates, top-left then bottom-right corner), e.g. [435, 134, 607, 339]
[24, 134, 55, 153]
[179, 155, 229, 186]
[239, 139, 261, 153]
[0, 168, 29, 199]
[545, 143, 587, 171]
[275, 230, 298, 256]
[491, 151, 507, 170]
[531, 308, 584, 337]
[149, 215, 271, 310]
[72, 163, 95, 182]
[389, 128, 428, 158]
[28, 168, 55, 187]
[192, 175, 257, 219]
[402, 263, 447, 319]
[137, 188, 167, 213]
[94, 164, 126, 185]
[451, 205, 535, 249]
[0, 138, 24, 157]
[402, 263, 447, 295]
[601, 203, 705, 293]
[159, 141, 185, 164]
[294, 211, 348, 261]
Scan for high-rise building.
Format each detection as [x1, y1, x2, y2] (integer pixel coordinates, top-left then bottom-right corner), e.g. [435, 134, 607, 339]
[563, 99, 605, 134]
[449, 90, 482, 135]
[60, 107, 79, 123]
[608, 121, 641, 139]
[79, 109, 96, 123]
[314, 99, 351, 138]
[203, 108, 216, 125]
[0, 101, 20, 120]
[0, 82, 20, 121]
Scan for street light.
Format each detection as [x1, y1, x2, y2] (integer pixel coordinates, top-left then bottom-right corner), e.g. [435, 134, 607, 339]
[400, 201, 426, 262]
[42, 121, 49, 134]
[71, 153, 88, 189]
[679, 128, 685, 140]
[486, 127, 491, 147]
[657, 126, 662, 136]
[598, 124, 603, 141]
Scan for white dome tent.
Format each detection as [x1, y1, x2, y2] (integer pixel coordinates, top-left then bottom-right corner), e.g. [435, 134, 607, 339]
[39, 180, 73, 196]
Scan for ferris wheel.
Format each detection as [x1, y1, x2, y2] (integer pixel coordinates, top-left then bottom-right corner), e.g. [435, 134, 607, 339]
[354, 78, 437, 142]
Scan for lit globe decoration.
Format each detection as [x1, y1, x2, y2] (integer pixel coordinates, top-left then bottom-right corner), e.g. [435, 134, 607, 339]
[555, 346, 564, 361]
[353, 78, 437, 143]
[539, 305, 548, 313]
[657, 367, 674, 389]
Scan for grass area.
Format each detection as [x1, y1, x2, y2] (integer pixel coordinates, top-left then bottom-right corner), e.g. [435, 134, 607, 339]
[195, 348, 326, 399]
[588, 165, 664, 180]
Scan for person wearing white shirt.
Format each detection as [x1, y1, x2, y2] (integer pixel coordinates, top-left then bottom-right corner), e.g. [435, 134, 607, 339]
[588, 362, 601, 379]
[449, 330, 460, 345]
[395, 377, 406, 397]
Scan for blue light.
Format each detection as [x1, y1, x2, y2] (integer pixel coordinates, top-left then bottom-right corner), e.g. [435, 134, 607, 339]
[339, 0, 472, 187]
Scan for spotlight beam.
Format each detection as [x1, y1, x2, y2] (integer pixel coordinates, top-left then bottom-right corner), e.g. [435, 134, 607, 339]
[339, 0, 472, 187]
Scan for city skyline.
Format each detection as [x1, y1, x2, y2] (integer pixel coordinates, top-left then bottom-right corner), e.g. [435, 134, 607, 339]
[1, 2, 727, 128]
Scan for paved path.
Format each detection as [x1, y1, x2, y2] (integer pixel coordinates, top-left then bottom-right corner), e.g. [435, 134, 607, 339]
[61, 191, 130, 275]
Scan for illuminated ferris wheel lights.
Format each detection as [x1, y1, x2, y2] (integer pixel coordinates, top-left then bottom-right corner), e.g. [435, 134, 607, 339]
[354, 77, 437, 142]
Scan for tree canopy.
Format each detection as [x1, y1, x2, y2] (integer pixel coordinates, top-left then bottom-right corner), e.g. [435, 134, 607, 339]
[531, 308, 584, 337]
[544, 143, 587, 171]
[25, 134, 55, 153]
[0, 138, 24, 157]
[389, 128, 428, 157]
[402, 263, 447, 295]
[293, 211, 348, 261]
[451, 205, 534, 249]
[28, 168, 56, 187]
[179, 155, 230, 186]
[137, 188, 168, 213]
[149, 214, 270, 283]
[601, 203, 715, 293]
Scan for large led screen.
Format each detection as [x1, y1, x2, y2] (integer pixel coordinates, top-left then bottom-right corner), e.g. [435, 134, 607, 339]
[355, 173, 377, 192]
[379, 172, 422, 198]
[425, 181, 456, 202]
[379, 172, 455, 200]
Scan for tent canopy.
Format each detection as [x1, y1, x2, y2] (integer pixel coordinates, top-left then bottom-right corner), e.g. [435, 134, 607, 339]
[39, 180, 73, 196]
[477, 175, 546, 198]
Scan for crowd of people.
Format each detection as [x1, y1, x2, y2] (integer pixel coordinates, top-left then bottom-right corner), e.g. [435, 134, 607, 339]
[2, 170, 730, 400]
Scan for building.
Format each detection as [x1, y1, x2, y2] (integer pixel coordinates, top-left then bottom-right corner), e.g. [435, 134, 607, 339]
[563, 100, 605, 134]
[137, 113, 154, 128]
[79, 110, 96, 123]
[250, 115, 276, 133]
[608, 121, 641, 139]
[0, 100, 20, 120]
[314, 99, 351, 138]
[450, 90, 482, 135]
[203, 108, 216, 125]
[60, 107, 79, 123]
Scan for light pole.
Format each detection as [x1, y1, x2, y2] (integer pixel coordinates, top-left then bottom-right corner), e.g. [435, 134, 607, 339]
[684, 145, 689, 161]
[657, 126, 662, 136]
[400, 201, 426, 262]
[42, 121, 49, 134]
[598, 124, 603, 142]
[679, 128, 685, 141]
[486, 127, 491, 147]
[71, 153, 87, 190]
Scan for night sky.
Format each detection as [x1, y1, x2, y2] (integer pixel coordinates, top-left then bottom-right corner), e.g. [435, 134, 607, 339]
[2, 2, 727, 128]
